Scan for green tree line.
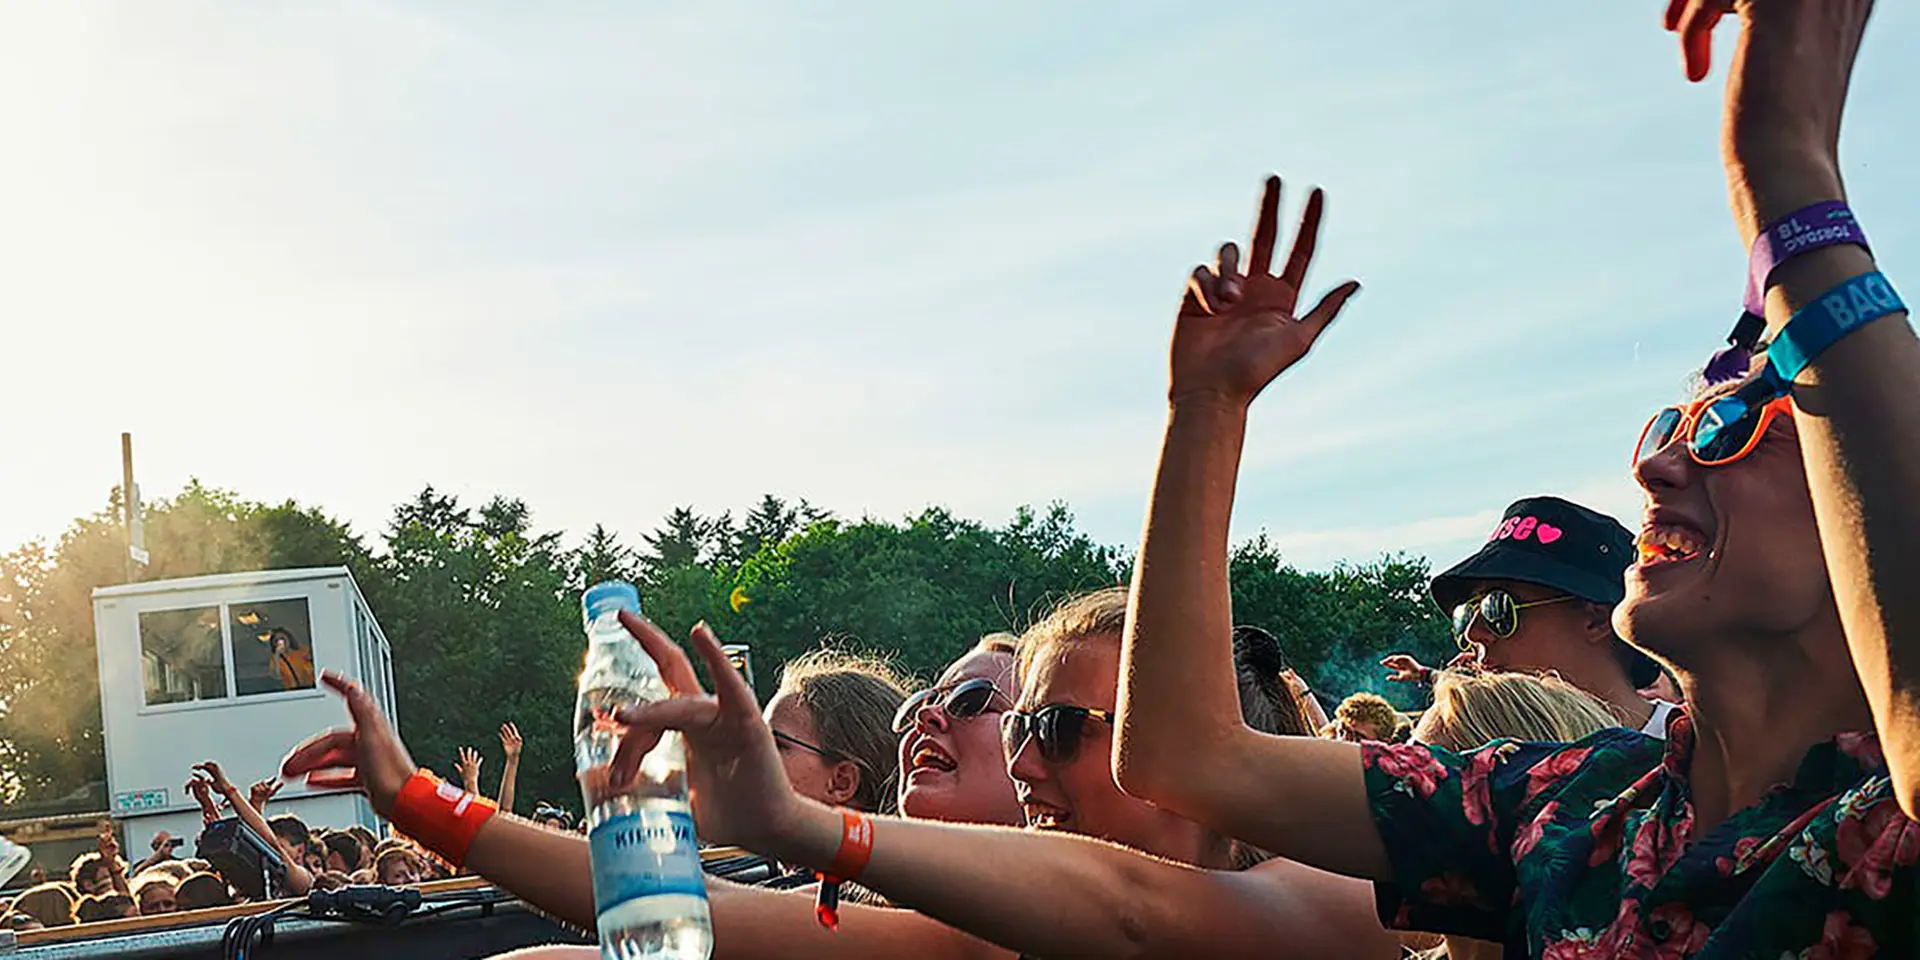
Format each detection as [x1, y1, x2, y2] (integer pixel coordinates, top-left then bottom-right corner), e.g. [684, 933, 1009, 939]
[0, 484, 1454, 814]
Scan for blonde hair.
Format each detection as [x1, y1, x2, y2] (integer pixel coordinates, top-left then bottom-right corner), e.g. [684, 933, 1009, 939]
[775, 648, 911, 814]
[1015, 587, 1130, 681]
[1328, 692, 1409, 743]
[1413, 669, 1619, 752]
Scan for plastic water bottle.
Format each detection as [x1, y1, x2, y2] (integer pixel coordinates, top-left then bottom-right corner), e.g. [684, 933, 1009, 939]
[574, 581, 712, 960]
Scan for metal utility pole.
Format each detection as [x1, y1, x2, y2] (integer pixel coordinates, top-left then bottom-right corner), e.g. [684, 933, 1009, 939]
[121, 433, 135, 583]
[121, 433, 149, 582]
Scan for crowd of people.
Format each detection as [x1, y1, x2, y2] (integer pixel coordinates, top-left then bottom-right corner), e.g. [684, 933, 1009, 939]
[0, 722, 544, 931]
[11, 3, 1918, 958]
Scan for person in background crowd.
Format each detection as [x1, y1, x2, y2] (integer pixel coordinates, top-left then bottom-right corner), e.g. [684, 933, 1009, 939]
[7, 882, 76, 927]
[69, 825, 133, 901]
[1321, 692, 1408, 743]
[1428, 496, 1674, 736]
[320, 830, 369, 875]
[174, 871, 234, 910]
[130, 873, 177, 915]
[343, 825, 378, 859]
[1413, 669, 1624, 750]
[189, 761, 312, 896]
[1112, 4, 1920, 952]
[1237, 625, 1329, 733]
[374, 847, 421, 887]
[531, 802, 573, 832]
[497, 722, 523, 815]
[140, 860, 198, 885]
[75, 892, 137, 923]
[455, 746, 485, 796]
[311, 871, 352, 892]
[1402, 670, 1623, 960]
[66, 854, 110, 898]
[263, 627, 316, 691]
[764, 648, 910, 814]
[267, 814, 312, 865]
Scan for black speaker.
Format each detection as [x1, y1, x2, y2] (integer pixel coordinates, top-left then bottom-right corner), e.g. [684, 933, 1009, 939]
[195, 818, 288, 900]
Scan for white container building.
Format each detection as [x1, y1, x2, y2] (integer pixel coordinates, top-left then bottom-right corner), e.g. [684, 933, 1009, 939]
[92, 567, 397, 855]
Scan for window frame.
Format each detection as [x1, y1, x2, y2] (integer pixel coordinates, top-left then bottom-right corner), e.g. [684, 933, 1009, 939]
[136, 595, 327, 716]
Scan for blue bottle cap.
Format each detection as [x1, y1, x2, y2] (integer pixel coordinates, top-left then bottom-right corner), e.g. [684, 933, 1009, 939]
[582, 581, 641, 624]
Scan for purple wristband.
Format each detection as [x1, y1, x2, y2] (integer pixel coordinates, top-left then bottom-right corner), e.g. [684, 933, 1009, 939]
[1745, 201, 1869, 315]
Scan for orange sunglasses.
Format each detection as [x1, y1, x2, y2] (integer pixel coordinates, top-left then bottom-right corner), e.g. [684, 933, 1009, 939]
[1633, 388, 1795, 467]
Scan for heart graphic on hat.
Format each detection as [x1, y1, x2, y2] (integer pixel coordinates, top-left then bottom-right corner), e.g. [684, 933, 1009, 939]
[1535, 524, 1563, 544]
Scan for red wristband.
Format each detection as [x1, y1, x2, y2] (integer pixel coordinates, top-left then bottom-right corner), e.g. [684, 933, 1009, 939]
[822, 809, 874, 882]
[387, 770, 498, 868]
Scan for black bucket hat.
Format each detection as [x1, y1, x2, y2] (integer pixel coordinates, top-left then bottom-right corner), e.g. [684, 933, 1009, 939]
[1430, 496, 1635, 612]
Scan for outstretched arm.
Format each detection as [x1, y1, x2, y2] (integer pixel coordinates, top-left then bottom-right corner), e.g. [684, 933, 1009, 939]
[1107, 177, 1388, 880]
[1670, 0, 1920, 815]
[497, 723, 522, 815]
[195, 762, 313, 896]
[281, 673, 997, 960]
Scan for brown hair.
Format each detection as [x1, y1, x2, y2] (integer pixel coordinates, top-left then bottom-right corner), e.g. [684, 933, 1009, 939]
[67, 851, 111, 889]
[1413, 670, 1619, 752]
[8, 882, 78, 927]
[775, 648, 910, 814]
[75, 892, 135, 923]
[174, 872, 233, 910]
[974, 632, 1020, 656]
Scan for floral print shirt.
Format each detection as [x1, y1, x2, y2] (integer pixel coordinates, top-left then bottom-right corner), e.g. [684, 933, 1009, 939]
[1362, 712, 1920, 958]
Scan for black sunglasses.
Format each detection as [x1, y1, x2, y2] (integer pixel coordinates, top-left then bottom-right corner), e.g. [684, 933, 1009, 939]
[892, 677, 1010, 733]
[772, 729, 844, 762]
[1000, 704, 1114, 764]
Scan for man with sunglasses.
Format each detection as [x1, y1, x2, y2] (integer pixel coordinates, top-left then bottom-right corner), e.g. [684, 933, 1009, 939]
[1430, 496, 1674, 737]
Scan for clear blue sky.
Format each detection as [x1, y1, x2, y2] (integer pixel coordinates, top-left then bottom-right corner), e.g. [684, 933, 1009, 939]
[2, 2, 1915, 572]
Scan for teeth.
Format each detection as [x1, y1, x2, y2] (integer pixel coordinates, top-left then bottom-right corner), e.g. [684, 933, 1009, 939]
[1637, 524, 1706, 563]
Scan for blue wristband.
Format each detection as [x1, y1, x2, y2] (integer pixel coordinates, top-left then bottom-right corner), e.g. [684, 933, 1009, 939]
[1767, 271, 1907, 384]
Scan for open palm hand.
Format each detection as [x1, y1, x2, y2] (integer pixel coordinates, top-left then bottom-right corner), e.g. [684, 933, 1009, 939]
[1170, 175, 1361, 409]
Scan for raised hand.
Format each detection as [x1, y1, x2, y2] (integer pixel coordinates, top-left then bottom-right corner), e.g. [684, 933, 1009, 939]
[281, 672, 418, 818]
[1379, 654, 1432, 685]
[97, 826, 120, 862]
[249, 777, 283, 809]
[602, 611, 802, 850]
[193, 760, 237, 798]
[1663, 0, 1734, 82]
[499, 723, 523, 761]
[184, 773, 221, 825]
[455, 747, 484, 793]
[1170, 175, 1361, 409]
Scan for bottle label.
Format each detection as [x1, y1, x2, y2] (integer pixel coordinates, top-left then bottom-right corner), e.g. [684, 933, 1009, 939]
[589, 803, 709, 916]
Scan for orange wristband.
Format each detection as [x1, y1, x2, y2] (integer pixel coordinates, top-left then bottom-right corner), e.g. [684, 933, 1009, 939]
[387, 770, 498, 868]
[822, 809, 874, 882]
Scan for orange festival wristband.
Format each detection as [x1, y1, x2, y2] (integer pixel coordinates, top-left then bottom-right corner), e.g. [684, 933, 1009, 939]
[387, 770, 498, 868]
[814, 809, 875, 930]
